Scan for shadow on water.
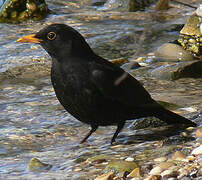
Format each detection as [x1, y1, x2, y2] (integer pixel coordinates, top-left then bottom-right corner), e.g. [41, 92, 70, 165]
[118, 124, 195, 145]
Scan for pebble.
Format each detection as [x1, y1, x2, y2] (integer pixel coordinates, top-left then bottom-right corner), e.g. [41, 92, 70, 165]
[177, 168, 188, 179]
[149, 166, 162, 175]
[153, 157, 167, 162]
[160, 169, 177, 178]
[74, 168, 82, 172]
[191, 145, 202, 155]
[186, 155, 196, 161]
[171, 151, 186, 161]
[196, 4, 202, 16]
[195, 127, 202, 138]
[154, 43, 194, 61]
[127, 167, 141, 178]
[135, 57, 146, 63]
[95, 172, 115, 180]
[125, 157, 134, 162]
[27, 158, 52, 172]
[149, 162, 175, 175]
[148, 175, 161, 180]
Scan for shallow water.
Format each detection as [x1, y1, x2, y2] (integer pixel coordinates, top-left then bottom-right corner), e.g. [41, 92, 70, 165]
[0, 0, 201, 179]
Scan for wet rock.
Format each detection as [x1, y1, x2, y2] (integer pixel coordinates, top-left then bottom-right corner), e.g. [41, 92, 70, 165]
[27, 158, 52, 172]
[148, 175, 162, 180]
[127, 167, 141, 178]
[149, 162, 175, 175]
[110, 57, 129, 66]
[191, 145, 202, 155]
[105, 160, 138, 173]
[153, 157, 167, 162]
[0, 0, 48, 23]
[95, 172, 115, 180]
[160, 169, 178, 178]
[86, 154, 109, 163]
[72, 172, 90, 180]
[0, 62, 51, 83]
[178, 5, 202, 57]
[171, 151, 186, 161]
[125, 157, 134, 162]
[195, 127, 202, 138]
[154, 43, 194, 61]
[150, 60, 202, 80]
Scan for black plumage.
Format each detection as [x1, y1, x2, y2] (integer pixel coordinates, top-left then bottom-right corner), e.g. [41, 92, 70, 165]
[17, 24, 196, 144]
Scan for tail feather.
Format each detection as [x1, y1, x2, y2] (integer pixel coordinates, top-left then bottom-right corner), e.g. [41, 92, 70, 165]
[154, 108, 196, 127]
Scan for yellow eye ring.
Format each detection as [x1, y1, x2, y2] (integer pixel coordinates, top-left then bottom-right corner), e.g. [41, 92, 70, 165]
[47, 32, 56, 40]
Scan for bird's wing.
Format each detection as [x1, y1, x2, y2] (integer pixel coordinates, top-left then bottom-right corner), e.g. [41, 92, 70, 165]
[89, 59, 155, 108]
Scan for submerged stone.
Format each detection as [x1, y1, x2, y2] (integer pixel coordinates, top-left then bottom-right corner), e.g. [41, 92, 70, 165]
[28, 158, 52, 172]
[151, 60, 202, 80]
[105, 160, 138, 173]
[154, 43, 194, 61]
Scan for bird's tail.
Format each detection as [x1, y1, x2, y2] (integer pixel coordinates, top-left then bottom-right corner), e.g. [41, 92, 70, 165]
[153, 107, 196, 127]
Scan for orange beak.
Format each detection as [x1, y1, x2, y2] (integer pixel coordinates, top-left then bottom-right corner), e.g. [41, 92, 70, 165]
[17, 34, 42, 44]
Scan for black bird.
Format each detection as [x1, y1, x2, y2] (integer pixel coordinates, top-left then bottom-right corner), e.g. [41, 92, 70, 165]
[17, 24, 196, 144]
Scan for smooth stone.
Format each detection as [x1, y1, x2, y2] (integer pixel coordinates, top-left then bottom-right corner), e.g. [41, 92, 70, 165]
[171, 151, 186, 161]
[149, 166, 162, 175]
[127, 167, 141, 178]
[27, 158, 52, 172]
[148, 175, 162, 180]
[95, 172, 115, 180]
[195, 127, 202, 138]
[196, 4, 202, 17]
[161, 169, 178, 178]
[105, 160, 138, 173]
[191, 145, 202, 155]
[125, 157, 134, 162]
[154, 43, 194, 61]
[150, 60, 202, 80]
[153, 157, 167, 162]
[110, 57, 129, 66]
[149, 162, 175, 175]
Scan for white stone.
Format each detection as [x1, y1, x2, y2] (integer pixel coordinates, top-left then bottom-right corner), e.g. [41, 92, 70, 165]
[149, 166, 162, 175]
[125, 157, 134, 162]
[161, 169, 175, 177]
[191, 145, 202, 155]
[196, 4, 202, 16]
[154, 157, 167, 162]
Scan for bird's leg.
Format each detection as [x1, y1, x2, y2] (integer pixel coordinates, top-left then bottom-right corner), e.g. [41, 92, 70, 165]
[80, 125, 98, 143]
[111, 122, 125, 145]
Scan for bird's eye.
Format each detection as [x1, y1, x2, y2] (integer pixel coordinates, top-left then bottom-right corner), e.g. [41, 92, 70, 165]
[47, 32, 56, 40]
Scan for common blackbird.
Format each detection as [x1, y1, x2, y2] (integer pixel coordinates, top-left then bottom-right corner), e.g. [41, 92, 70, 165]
[17, 24, 196, 144]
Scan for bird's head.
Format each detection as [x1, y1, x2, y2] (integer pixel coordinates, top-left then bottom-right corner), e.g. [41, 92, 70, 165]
[17, 23, 93, 60]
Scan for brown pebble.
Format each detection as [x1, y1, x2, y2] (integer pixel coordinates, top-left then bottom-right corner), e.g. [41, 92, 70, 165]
[149, 175, 162, 180]
[95, 172, 115, 180]
[172, 151, 186, 161]
[154, 157, 167, 162]
[158, 162, 175, 169]
[195, 127, 202, 138]
[127, 167, 141, 177]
